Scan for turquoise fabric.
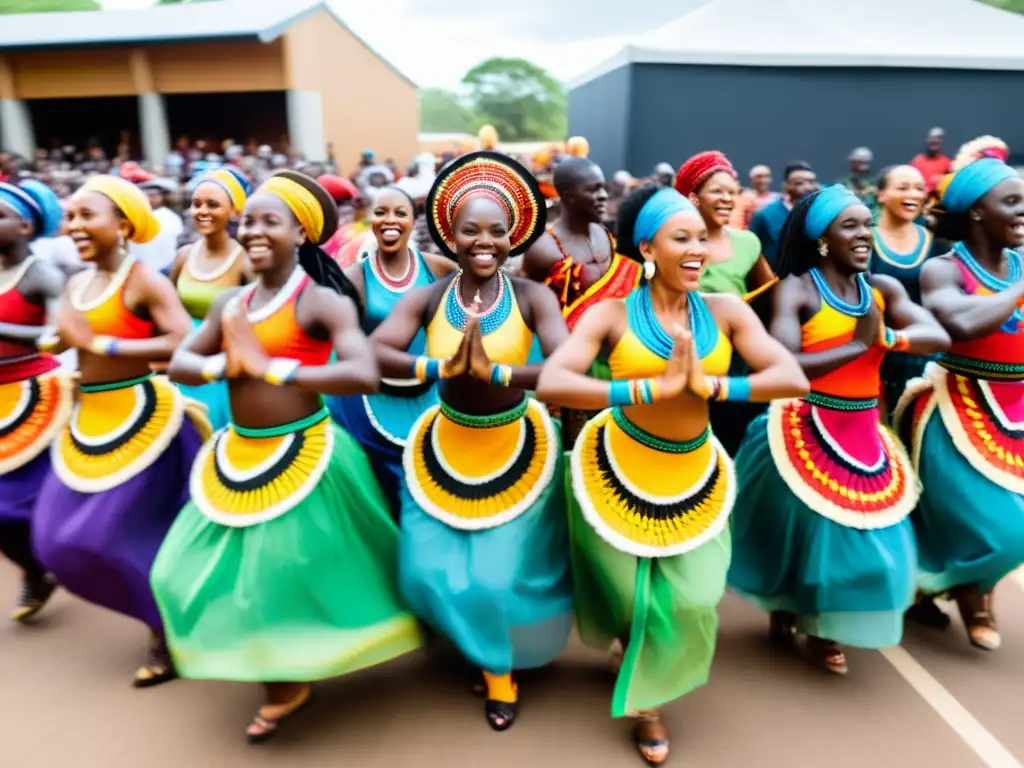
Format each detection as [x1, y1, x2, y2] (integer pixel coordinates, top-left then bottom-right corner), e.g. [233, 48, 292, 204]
[360, 247, 435, 338]
[174, 317, 231, 430]
[728, 414, 918, 648]
[912, 409, 1024, 594]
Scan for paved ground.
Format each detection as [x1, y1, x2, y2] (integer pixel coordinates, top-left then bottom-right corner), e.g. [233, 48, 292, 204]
[2, 567, 1023, 768]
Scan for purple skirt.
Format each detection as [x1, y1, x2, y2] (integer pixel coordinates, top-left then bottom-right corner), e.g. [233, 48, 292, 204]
[33, 421, 203, 630]
[0, 451, 52, 524]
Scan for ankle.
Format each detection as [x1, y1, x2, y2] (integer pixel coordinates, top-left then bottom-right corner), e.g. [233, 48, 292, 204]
[482, 671, 516, 703]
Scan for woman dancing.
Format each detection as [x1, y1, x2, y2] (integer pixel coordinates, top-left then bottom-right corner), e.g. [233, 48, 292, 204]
[536, 183, 806, 764]
[729, 185, 948, 675]
[326, 186, 455, 513]
[33, 176, 209, 686]
[169, 167, 252, 429]
[153, 171, 421, 743]
[0, 179, 69, 621]
[871, 165, 947, 417]
[372, 151, 572, 731]
[895, 158, 1024, 651]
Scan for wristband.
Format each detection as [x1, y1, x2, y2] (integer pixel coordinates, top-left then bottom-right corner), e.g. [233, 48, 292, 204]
[892, 332, 910, 352]
[89, 335, 117, 355]
[711, 376, 752, 402]
[882, 327, 897, 349]
[264, 357, 300, 386]
[413, 356, 443, 382]
[609, 378, 659, 407]
[37, 333, 60, 352]
[201, 354, 227, 383]
[489, 364, 513, 387]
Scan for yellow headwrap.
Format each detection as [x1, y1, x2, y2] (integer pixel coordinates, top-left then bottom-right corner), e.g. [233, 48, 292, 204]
[195, 168, 249, 213]
[77, 175, 161, 244]
[258, 175, 325, 243]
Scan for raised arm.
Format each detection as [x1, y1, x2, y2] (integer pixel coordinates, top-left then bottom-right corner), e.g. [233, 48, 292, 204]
[872, 273, 950, 355]
[520, 234, 562, 283]
[919, 256, 1024, 341]
[371, 282, 449, 379]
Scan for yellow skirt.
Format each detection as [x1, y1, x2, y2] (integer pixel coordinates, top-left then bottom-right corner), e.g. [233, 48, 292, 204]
[0, 368, 74, 474]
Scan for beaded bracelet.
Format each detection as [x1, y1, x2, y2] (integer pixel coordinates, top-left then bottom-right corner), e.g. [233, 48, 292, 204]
[264, 357, 300, 386]
[201, 354, 227, 382]
[89, 335, 117, 356]
[883, 327, 911, 352]
[489, 363, 513, 387]
[710, 376, 752, 402]
[413, 356, 444, 382]
[608, 378, 659, 407]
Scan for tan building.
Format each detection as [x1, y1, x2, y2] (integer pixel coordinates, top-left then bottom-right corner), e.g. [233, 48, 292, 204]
[0, 0, 417, 172]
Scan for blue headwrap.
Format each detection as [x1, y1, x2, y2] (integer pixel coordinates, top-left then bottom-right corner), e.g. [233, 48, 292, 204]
[804, 184, 863, 240]
[0, 179, 64, 239]
[632, 187, 698, 247]
[941, 158, 1019, 215]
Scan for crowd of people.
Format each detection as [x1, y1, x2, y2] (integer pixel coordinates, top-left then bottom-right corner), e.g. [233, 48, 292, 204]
[1, 123, 1023, 766]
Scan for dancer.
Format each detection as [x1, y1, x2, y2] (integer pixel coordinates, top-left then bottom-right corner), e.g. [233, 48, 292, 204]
[33, 175, 209, 686]
[326, 186, 455, 513]
[372, 151, 572, 731]
[729, 186, 948, 675]
[0, 179, 69, 621]
[169, 166, 252, 429]
[895, 158, 1024, 651]
[153, 171, 421, 743]
[536, 183, 807, 765]
[871, 165, 947, 416]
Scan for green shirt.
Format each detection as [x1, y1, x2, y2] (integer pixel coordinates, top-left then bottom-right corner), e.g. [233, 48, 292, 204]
[699, 228, 762, 296]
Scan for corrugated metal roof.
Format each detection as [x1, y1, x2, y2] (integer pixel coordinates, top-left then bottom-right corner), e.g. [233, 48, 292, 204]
[0, 0, 324, 49]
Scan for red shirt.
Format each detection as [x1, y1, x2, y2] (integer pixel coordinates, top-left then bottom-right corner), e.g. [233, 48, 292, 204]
[910, 153, 952, 193]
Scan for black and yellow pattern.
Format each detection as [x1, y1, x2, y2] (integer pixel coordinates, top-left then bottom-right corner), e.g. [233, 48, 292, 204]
[52, 375, 208, 493]
[570, 407, 735, 558]
[190, 410, 334, 527]
[0, 369, 74, 473]
[403, 398, 559, 530]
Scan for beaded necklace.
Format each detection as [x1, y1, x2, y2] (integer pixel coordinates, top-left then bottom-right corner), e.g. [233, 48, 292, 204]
[370, 247, 418, 292]
[809, 267, 871, 317]
[630, 283, 716, 360]
[444, 270, 513, 335]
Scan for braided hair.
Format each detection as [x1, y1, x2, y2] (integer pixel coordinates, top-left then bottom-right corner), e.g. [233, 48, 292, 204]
[774, 190, 824, 280]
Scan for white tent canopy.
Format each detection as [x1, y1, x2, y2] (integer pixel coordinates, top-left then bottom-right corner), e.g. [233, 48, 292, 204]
[571, 0, 1024, 87]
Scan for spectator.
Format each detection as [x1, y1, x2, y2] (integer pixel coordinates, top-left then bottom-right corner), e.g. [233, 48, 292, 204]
[910, 127, 952, 194]
[131, 178, 184, 274]
[839, 147, 877, 211]
[750, 161, 817, 267]
[653, 162, 675, 187]
[731, 164, 780, 230]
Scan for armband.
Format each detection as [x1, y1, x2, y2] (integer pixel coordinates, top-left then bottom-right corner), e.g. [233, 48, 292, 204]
[89, 335, 117, 356]
[413, 356, 443, 382]
[712, 376, 751, 402]
[201, 354, 227, 383]
[489, 364, 513, 387]
[608, 378, 658, 407]
[264, 358, 300, 386]
[37, 333, 60, 353]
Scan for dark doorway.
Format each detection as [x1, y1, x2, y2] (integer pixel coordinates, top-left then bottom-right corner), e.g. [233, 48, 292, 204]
[27, 95, 140, 159]
[164, 91, 288, 152]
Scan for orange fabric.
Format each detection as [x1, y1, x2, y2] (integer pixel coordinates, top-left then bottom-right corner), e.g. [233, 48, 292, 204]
[82, 263, 154, 340]
[245, 275, 332, 366]
[802, 288, 886, 400]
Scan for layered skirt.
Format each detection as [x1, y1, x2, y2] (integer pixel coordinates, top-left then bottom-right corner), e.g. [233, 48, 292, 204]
[894, 363, 1024, 594]
[33, 374, 209, 629]
[326, 380, 438, 514]
[729, 396, 919, 648]
[399, 397, 572, 674]
[0, 369, 74, 574]
[172, 317, 232, 431]
[569, 408, 733, 717]
[152, 409, 421, 682]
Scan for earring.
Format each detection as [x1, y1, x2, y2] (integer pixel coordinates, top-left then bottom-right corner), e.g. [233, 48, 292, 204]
[118, 235, 128, 258]
[643, 260, 656, 280]
[971, 214, 982, 222]
[818, 240, 829, 258]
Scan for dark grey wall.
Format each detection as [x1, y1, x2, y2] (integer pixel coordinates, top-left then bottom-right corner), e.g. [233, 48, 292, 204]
[567, 65, 631, 178]
[570, 63, 1024, 183]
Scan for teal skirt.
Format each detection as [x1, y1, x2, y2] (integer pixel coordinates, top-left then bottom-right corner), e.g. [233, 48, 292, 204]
[398, 398, 573, 674]
[895, 365, 1024, 594]
[728, 401, 919, 648]
[174, 317, 231, 430]
[151, 410, 422, 682]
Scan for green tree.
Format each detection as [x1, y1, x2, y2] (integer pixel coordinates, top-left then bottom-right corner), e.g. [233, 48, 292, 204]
[419, 88, 478, 134]
[462, 58, 566, 142]
[978, 0, 1024, 10]
[0, 0, 99, 11]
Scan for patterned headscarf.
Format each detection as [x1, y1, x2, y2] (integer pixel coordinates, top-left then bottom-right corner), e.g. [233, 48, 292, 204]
[426, 150, 546, 258]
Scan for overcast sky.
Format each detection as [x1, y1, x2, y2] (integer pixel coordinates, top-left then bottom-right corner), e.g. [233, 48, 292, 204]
[99, 0, 707, 88]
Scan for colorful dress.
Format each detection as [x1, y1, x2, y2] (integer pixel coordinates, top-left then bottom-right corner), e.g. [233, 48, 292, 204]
[151, 266, 421, 681]
[729, 274, 919, 648]
[174, 241, 246, 429]
[33, 256, 210, 630]
[871, 225, 946, 416]
[569, 287, 734, 717]
[0, 257, 73, 576]
[894, 245, 1024, 595]
[399, 272, 572, 674]
[326, 248, 437, 513]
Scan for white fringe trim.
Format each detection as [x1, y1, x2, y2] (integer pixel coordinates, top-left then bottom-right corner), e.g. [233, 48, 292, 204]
[0, 369, 74, 474]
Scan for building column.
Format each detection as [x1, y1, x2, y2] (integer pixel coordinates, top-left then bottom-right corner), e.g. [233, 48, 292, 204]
[286, 89, 326, 162]
[128, 48, 170, 167]
[0, 56, 35, 159]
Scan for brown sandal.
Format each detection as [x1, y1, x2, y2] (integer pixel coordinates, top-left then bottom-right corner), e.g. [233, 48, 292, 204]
[246, 686, 313, 745]
[955, 590, 1001, 651]
[807, 636, 848, 675]
[633, 712, 669, 765]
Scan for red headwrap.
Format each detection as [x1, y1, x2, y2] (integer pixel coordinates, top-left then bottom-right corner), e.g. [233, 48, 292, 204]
[119, 161, 153, 184]
[674, 151, 736, 197]
[316, 174, 358, 203]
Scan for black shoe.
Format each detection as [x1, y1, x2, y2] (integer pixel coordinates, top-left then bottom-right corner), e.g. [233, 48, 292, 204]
[11, 573, 56, 623]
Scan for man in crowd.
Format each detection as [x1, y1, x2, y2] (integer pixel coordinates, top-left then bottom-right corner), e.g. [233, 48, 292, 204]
[840, 147, 877, 211]
[731, 164, 780, 230]
[910, 127, 952, 194]
[750, 161, 818, 267]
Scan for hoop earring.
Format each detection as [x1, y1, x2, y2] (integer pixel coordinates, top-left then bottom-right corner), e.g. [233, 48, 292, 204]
[643, 260, 656, 280]
[817, 240, 829, 258]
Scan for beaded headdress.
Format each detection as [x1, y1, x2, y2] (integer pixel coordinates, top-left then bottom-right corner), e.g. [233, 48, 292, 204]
[427, 150, 546, 259]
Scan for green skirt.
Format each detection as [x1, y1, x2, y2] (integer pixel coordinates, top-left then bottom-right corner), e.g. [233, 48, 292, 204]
[151, 409, 422, 682]
[569, 408, 733, 717]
